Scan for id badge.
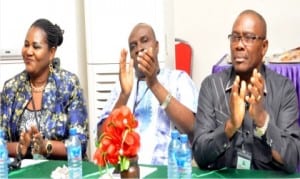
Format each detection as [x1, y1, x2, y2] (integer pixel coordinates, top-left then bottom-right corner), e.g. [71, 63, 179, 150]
[236, 149, 252, 170]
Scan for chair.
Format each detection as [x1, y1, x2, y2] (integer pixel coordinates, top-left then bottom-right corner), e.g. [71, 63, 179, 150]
[175, 38, 192, 76]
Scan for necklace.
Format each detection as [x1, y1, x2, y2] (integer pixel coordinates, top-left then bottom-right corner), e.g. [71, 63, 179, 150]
[30, 82, 46, 93]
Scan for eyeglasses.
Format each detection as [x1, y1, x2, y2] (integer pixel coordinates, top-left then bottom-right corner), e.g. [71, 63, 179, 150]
[228, 33, 265, 46]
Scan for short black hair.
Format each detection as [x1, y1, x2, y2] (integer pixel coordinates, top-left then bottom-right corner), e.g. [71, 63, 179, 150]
[31, 18, 64, 49]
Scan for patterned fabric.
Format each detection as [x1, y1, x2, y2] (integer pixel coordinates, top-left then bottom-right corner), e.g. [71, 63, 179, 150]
[19, 109, 46, 134]
[0, 61, 88, 157]
[97, 68, 198, 165]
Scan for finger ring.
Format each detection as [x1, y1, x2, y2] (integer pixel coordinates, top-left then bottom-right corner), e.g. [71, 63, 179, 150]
[256, 95, 261, 101]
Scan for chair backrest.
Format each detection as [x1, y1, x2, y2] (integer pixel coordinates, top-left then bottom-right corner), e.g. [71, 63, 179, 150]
[175, 40, 192, 76]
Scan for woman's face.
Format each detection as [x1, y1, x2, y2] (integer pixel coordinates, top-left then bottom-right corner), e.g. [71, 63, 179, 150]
[22, 27, 55, 77]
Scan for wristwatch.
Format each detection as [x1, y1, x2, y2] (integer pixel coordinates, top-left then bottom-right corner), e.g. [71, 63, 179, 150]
[254, 114, 270, 138]
[161, 93, 172, 110]
[45, 141, 53, 157]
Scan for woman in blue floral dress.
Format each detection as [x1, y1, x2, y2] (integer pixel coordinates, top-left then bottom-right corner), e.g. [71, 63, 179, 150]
[0, 18, 88, 160]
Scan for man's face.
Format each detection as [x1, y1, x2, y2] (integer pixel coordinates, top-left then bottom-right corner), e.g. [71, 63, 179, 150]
[230, 14, 268, 75]
[128, 24, 158, 78]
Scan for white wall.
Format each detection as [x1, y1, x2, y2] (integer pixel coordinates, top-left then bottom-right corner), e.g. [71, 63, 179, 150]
[84, 0, 172, 65]
[174, 0, 300, 88]
[0, 0, 87, 88]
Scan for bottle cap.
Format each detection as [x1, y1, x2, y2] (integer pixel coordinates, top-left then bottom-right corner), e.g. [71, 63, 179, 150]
[70, 128, 77, 136]
[171, 130, 179, 139]
[180, 134, 188, 143]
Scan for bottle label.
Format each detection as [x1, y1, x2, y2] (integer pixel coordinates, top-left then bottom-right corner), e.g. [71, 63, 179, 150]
[0, 150, 7, 161]
[68, 146, 82, 160]
[177, 152, 191, 167]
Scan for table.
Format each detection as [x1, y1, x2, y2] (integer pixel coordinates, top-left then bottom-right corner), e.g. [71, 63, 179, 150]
[212, 55, 300, 126]
[8, 160, 300, 178]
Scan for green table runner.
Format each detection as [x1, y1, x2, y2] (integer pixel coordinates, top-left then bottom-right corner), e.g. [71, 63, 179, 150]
[146, 165, 300, 178]
[9, 160, 300, 178]
[9, 160, 99, 178]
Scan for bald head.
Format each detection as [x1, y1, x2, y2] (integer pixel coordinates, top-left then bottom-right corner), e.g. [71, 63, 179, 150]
[234, 9, 267, 38]
[128, 23, 157, 42]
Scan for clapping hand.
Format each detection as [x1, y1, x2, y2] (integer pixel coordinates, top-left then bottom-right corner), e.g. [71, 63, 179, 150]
[19, 129, 32, 156]
[31, 126, 45, 156]
[136, 47, 159, 87]
[230, 75, 247, 130]
[246, 68, 266, 126]
[230, 68, 266, 129]
[18, 126, 45, 157]
[119, 48, 134, 98]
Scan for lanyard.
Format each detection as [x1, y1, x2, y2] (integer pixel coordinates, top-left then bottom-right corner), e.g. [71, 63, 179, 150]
[133, 80, 149, 114]
[31, 96, 41, 132]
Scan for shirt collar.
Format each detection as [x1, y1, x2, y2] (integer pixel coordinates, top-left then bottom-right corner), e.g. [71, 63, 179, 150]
[225, 65, 267, 94]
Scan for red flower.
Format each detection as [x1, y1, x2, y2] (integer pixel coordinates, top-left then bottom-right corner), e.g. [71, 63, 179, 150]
[93, 106, 140, 172]
[122, 131, 140, 157]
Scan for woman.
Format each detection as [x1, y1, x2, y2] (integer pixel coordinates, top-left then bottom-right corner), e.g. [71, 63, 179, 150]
[0, 18, 88, 160]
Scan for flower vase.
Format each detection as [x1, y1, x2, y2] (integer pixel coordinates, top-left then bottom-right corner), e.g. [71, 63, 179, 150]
[120, 156, 140, 179]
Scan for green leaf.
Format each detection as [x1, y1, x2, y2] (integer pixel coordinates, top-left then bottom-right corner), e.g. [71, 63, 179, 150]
[120, 157, 130, 172]
[95, 140, 99, 147]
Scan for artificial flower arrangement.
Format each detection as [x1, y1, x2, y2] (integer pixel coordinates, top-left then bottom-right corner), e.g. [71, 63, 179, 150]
[94, 105, 140, 175]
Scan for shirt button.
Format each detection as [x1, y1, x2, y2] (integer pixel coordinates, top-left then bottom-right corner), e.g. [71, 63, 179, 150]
[267, 138, 273, 147]
[223, 143, 228, 148]
[245, 130, 250, 136]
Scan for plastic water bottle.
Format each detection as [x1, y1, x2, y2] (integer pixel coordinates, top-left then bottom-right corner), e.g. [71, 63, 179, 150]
[177, 134, 192, 179]
[67, 128, 82, 179]
[168, 130, 180, 179]
[0, 129, 8, 179]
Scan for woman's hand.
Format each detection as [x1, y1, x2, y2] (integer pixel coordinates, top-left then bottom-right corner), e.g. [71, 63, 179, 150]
[18, 126, 46, 157]
[31, 126, 46, 155]
[19, 130, 32, 156]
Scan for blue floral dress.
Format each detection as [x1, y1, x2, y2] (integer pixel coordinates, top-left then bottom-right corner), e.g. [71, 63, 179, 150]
[0, 60, 88, 157]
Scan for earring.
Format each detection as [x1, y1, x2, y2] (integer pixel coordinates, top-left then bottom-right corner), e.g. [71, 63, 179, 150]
[49, 63, 54, 73]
